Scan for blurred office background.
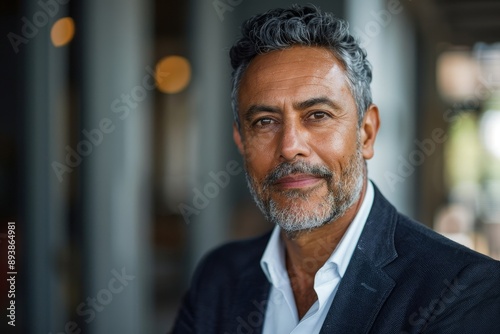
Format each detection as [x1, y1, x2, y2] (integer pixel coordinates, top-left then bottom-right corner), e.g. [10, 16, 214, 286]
[0, 0, 499, 333]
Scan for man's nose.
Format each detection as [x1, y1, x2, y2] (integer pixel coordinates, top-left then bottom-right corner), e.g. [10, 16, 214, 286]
[278, 121, 311, 161]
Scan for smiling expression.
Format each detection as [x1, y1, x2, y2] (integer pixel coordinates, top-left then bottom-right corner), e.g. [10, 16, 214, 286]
[233, 46, 375, 234]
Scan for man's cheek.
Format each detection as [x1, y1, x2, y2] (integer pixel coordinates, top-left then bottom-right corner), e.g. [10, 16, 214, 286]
[245, 149, 260, 166]
[244, 138, 272, 163]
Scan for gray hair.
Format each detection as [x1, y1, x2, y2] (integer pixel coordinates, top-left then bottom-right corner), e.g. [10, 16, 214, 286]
[229, 4, 373, 130]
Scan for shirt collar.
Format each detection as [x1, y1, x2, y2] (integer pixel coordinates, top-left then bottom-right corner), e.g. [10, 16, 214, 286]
[260, 224, 288, 287]
[260, 181, 375, 285]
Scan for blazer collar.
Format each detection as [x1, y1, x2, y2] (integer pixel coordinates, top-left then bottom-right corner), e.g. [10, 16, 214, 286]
[356, 183, 399, 267]
[320, 183, 399, 333]
[229, 233, 272, 334]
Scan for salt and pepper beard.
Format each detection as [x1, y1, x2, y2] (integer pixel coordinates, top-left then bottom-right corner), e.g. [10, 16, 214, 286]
[244, 139, 365, 238]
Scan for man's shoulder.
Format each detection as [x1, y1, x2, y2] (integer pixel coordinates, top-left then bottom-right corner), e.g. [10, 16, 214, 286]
[370, 184, 496, 268]
[389, 212, 500, 290]
[395, 212, 495, 263]
[362, 205, 500, 333]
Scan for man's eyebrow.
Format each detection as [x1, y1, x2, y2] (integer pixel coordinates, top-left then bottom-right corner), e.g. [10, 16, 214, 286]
[242, 97, 340, 122]
[243, 104, 281, 122]
[293, 97, 341, 110]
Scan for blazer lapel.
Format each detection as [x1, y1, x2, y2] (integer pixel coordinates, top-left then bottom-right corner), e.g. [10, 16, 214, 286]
[226, 232, 272, 334]
[319, 249, 396, 333]
[320, 184, 399, 334]
[229, 268, 270, 334]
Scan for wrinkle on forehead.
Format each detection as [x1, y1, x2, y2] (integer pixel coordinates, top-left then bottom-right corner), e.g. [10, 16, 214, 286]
[241, 50, 350, 105]
[240, 46, 348, 95]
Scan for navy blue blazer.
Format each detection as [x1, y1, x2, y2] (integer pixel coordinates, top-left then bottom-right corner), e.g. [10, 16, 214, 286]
[172, 185, 500, 333]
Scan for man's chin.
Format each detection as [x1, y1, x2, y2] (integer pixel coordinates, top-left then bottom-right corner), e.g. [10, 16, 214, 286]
[275, 215, 333, 240]
[266, 199, 335, 233]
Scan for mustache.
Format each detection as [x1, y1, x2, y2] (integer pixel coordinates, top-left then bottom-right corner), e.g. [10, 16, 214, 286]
[263, 161, 333, 188]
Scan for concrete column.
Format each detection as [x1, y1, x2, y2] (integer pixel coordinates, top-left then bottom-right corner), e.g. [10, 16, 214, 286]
[81, 0, 153, 333]
[185, 0, 235, 272]
[24, 0, 70, 332]
[347, 0, 417, 217]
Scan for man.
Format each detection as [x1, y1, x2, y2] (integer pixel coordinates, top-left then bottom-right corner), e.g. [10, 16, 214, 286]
[172, 5, 500, 333]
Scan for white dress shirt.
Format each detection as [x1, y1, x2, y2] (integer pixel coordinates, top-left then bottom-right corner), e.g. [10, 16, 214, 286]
[260, 181, 375, 334]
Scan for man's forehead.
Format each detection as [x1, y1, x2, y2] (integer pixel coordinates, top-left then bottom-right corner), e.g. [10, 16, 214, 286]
[238, 46, 351, 107]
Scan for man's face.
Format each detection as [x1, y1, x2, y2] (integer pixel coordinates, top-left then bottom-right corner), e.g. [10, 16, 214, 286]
[233, 46, 376, 234]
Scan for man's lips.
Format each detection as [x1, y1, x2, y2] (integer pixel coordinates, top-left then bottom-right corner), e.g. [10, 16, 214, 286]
[273, 174, 323, 189]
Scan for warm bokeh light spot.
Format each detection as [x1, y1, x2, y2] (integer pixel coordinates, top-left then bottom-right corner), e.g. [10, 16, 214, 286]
[437, 51, 479, 102]
[155, 56, 191, 94]
[51, 17, 75, 47]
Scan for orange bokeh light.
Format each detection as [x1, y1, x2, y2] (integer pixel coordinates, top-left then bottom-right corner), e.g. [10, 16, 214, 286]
[51, 17, 75, 47]
[155, 56, 191, 94]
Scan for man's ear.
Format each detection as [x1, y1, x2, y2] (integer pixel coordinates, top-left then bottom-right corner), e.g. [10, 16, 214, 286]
[233, 122, 244, 154]
[360, 104, 380, 160]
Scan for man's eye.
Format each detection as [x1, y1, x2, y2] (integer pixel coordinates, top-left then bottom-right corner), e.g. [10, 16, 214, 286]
[255, 118, 275, 126]
[308, 112, 328, 120]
